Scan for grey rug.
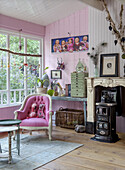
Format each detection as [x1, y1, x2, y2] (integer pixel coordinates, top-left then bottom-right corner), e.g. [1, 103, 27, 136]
[0, 134, 83, 170]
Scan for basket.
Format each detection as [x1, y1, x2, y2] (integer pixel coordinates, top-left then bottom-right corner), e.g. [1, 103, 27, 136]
[56, 107, 84, 129]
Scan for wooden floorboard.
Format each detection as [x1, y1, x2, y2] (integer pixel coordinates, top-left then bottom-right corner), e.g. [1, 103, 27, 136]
[38, 160, 94, 170]
[37, 127, 125, 170]
[42, 155, 125, 170]
[1, 127, 125, 170]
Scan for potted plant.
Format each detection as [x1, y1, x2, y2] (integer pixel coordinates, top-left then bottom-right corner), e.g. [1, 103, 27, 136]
[47, 89, 54, 96]
[36, 67, 49, 94]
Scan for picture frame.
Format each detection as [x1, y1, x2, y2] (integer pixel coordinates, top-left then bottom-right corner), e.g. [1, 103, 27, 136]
[100, 53, 119, 77]
[51, 70, 62, 79]
[51, 35, 89, 53]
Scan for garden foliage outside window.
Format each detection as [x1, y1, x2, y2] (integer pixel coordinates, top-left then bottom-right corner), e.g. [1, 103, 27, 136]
[0, 32, 42, 105]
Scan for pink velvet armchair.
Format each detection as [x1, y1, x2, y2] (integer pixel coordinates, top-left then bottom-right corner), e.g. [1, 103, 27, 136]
[14, 94, 53, 140]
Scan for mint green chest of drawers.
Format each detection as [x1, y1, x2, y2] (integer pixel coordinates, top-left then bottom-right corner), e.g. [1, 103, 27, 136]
[71, 72, 88, 98]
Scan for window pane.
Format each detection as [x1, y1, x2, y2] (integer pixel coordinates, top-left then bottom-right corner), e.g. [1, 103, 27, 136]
[27, 39, 40, 55]
[27, 57, 39, 89]
[10, 54, 24, 89]
[27, 39, 40, 90]
[0, 34, 7, 49]
[9, 35, 24, 89]
[0, 34, 7, 90]
[2, 92, 7, 104]
[0, 52, 7, 90]
[10, 35, 24, 53]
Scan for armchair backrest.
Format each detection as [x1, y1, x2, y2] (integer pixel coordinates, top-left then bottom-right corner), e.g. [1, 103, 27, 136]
[18, 94, 52, 120]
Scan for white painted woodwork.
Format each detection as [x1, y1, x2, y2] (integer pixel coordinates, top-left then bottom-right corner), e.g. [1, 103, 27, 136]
[24, 38, 27, 97]
[87, 77, 125, 122]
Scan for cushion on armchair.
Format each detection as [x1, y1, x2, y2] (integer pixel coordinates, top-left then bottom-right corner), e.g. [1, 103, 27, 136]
[20, 118, 48, 127]
[17, 96, 50, 120]
[28, 103, 37, 118]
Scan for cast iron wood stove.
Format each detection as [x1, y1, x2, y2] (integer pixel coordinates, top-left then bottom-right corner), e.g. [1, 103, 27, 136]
[92, 102, 119, 142]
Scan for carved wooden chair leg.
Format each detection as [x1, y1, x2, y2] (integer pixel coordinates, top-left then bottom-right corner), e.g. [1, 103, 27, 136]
[45, 129, 48, 136]
[49, 128, 52, 141]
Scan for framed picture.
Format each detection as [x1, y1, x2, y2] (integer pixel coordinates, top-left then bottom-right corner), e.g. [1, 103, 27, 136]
[100, 53, 119, 77]
[51, 35, 89, 53]
[51, 70, 62, 79]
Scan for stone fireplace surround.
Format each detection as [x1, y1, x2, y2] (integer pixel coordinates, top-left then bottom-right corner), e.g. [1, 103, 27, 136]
[86, 77, 125, 134]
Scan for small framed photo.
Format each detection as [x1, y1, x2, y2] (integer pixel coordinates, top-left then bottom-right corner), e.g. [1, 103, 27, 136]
[51, 70, 62, 79]
[100, 53, 119, 77]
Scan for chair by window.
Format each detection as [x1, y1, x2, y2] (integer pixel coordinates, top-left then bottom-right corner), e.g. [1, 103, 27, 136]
[14, 94, 53, 140]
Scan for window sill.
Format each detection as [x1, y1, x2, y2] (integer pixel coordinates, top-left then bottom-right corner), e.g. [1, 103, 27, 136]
[0, 103, 21, 109]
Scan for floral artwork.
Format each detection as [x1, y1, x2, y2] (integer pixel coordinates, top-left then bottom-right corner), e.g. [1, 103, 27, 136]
[51, 35, 89, 53]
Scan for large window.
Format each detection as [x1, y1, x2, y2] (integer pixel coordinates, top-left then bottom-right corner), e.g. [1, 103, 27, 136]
[0, 31, 42, 106]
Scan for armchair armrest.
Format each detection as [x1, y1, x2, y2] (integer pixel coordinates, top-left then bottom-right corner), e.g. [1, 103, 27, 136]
[14, 110, 27, 120]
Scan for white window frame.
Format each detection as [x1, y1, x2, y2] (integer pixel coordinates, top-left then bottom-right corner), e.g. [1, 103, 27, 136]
[0, 29, 43, 107]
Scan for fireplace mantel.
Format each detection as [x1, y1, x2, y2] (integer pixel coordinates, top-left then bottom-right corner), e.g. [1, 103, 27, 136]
[86, 77, 125, 134]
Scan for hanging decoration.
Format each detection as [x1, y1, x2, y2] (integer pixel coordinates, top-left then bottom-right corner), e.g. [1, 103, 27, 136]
[14, 58, 16, 66]
[0, 48, 42, 57]
[1, 57, 3, 67]
[100, 0, 125, 58]
[23, 63, 28, 66]
[8, 63, 10, 68]
[56, 58, 65, 70]
[87, 42, 107, 77]
[19, 29, 22, 51]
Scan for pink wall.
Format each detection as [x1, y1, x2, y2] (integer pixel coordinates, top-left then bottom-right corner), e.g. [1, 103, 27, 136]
[45, 7, 89, 88]
[0, 105, 21, 120]
[45, 7, 89, 111]
[0, 14, 45, 37]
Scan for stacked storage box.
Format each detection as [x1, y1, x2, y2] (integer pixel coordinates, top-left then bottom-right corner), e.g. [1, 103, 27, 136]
[71, 72, 88, 97]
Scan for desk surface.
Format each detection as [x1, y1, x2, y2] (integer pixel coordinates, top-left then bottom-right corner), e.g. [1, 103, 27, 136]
[52, 96, 87, 102]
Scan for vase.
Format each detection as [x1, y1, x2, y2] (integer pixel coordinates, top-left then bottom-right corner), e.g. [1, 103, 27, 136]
[94, 65, 99, 78]
[36, 87, 47, 94]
